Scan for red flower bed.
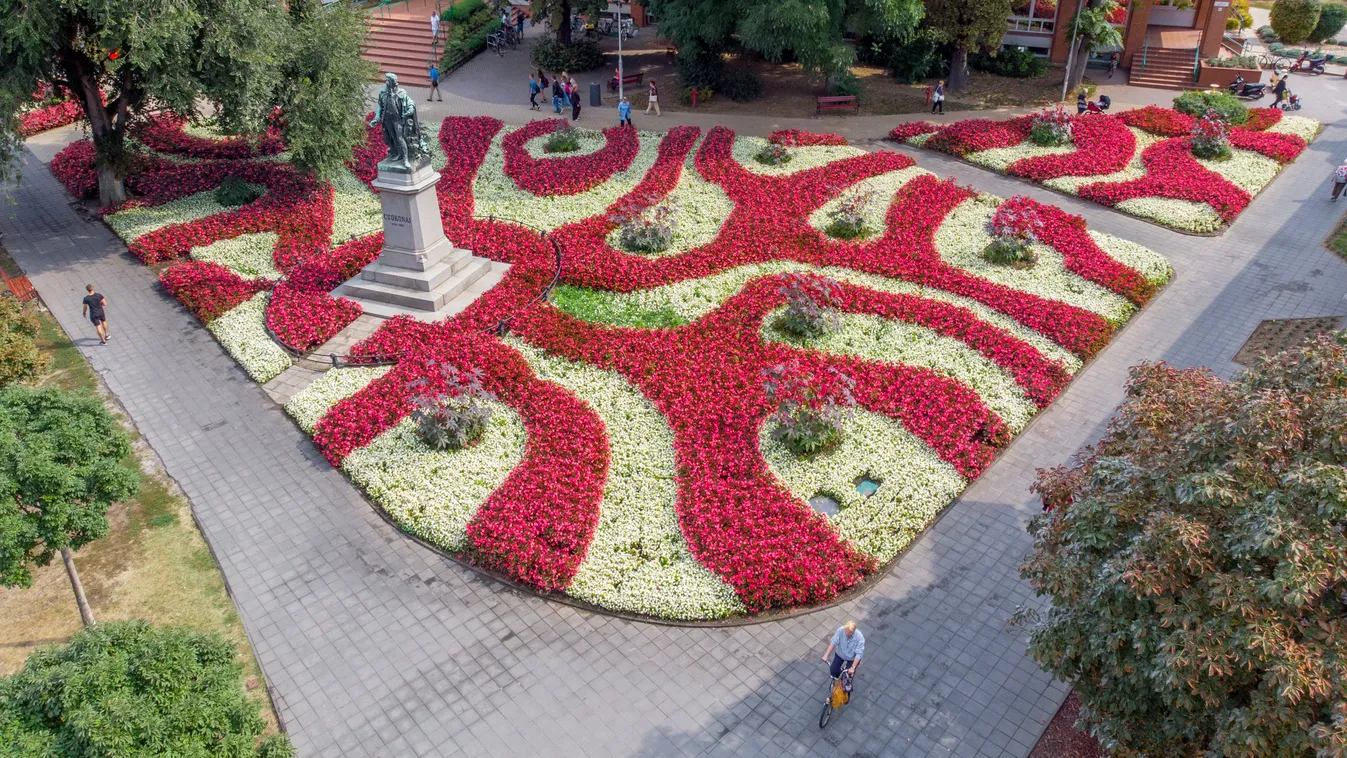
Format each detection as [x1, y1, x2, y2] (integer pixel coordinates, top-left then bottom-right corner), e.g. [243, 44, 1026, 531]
[265, 281, 361, 351]
[347, 117, 387, 185]
[768, 129, 848, 147]
[501, 119, 639, 196]
[17, 100, 85, 138]
[1117, 105, 1195, 137]
[50, 140, 100, 198]
[923, 117, 1033, 157]
[1007, 114, 1136, 182]
[1228, 128, 1306, 163]
[888, 122, 940, 142]
[1241, 107, 1283, 132]
[1078, 137, 1250, 221]
[133, 113, 284, 159]
[159, 260, 272, 322]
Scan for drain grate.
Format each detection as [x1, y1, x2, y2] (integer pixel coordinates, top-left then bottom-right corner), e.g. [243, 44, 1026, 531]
[1233, 317, 1342, 366]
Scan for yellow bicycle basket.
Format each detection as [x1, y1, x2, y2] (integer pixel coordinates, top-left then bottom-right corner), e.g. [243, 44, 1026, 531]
[830, 680, 848, 708]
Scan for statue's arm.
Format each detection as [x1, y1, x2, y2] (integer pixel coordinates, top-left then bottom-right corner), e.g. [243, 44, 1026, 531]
[370, 98, 381, 127]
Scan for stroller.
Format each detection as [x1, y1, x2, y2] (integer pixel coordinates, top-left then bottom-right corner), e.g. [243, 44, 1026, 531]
[1085, 94, 1112, 114]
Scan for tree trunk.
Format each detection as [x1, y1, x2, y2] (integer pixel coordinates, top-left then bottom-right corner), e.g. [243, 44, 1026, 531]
[949, 46, 969, 92]
[97, 165, 127, 207]
[558, 0, 573, 45]
[1065, 36, 1090, 94]
[61, 547, 96, 629]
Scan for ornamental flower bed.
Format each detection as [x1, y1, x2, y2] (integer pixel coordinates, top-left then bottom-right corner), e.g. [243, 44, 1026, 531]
[889, 105, 1320, 233]
[17, 99, 85, 138]
[61, 113, 1173, 620]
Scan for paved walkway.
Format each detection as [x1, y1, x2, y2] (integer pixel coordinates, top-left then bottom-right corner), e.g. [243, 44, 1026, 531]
[3, 73, 1347, 758]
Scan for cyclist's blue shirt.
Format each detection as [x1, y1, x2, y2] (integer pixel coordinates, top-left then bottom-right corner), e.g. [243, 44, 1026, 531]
[831, 627, 864, 661]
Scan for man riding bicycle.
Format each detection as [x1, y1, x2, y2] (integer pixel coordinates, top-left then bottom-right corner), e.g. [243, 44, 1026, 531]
[822, 621, 864, 681]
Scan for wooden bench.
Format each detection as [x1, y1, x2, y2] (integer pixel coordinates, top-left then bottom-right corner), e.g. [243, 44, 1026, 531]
[816, 95, 859, 114]
[608, 72, 644, 92]
[1, 269, 37, 302]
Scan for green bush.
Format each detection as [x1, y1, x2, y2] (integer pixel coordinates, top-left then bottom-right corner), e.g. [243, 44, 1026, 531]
[1205, 54, 1260, 67]
[1173, 90, 1248, 124]
[1308, 2, 1347, 41]
[827, 71, 862, 98]
[1257, 24, 1278, 41]
[441, 0, 485, 23]
[1226, 0, 1254, 30]
[530, 38, 605, 73]
[754, 143, 791, 166]
[719, 68, 763, 102]
[983, 237, 1037, 268]
[675, 53, 724, 88]
[968, 46, 1048, 78]
[857, 28, 947, 84]
[1270, 0, 1322, 43]
[441, 8, 500, 68]
[0, 297, 46, 388]
[214, 176, 265, 207]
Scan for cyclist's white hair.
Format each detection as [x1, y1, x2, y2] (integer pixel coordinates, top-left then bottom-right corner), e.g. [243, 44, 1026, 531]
[844, 621, 857, 632]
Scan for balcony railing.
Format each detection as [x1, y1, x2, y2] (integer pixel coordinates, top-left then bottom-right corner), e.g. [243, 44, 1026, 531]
[1007, 16, 1055, 33]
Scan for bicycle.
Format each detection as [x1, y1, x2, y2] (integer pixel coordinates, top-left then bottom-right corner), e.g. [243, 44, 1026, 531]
[486, 31, 505, 56]
[818, 667, 855, 728]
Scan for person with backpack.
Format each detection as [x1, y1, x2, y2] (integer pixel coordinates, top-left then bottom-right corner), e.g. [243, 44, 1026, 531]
[528, 74, 542, 110]
[427, 63, 442, 102]
[551, 75, 564, 114]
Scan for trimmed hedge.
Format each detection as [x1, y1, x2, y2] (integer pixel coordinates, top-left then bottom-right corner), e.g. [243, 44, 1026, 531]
[440, 8, 501, 70]
[1309, 2, 1347, 41]
[1173, 90, 1248, 124]
[442, 0, 486, 23]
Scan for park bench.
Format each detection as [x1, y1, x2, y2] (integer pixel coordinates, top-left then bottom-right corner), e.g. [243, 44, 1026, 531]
[816, 95, 859, 114]
[608, 72, 644, 92]
[1, 268, 37, 303]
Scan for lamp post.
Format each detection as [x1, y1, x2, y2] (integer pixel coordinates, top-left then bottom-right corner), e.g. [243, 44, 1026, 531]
[617, 3, 625, 101]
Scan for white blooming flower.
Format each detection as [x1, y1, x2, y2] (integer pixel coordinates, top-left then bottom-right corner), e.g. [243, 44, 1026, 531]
[285, 366, 392, 434]
[205, 293, 293, 382]
[329, 168, 384, 246]
[106, 188, 240, 243]
[731, 136, 867, 176]
[605, 135, 735, 256]
[808, 166, 929, 238]
[190, 232, 282, 279]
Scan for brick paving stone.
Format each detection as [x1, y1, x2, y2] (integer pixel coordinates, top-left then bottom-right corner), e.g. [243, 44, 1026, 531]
[4, 83, 1347, 757]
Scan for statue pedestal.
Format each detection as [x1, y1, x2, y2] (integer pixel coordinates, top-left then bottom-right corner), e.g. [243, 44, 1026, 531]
[334, 164, 498, 320]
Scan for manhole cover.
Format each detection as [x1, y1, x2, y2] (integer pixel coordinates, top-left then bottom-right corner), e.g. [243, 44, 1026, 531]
[809, 495, 839, 516]
[855, 477, 880, 497]
[1233, 317, 1342, 365]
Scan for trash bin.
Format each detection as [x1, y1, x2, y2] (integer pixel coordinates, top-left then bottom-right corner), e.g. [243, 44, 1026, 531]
[590, 81, 602, 107]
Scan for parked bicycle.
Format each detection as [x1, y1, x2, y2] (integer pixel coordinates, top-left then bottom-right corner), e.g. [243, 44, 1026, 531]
[486, 31, 506, 56]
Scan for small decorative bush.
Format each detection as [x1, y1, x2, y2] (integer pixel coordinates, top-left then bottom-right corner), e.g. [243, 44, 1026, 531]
[1270, 0, 1322, 44]
[1309, 2, 1347, 41]
[544, 123, 581, 153]
[677, 86, 713, 105]
[984, 196, 1043, 268]
[1257, 24, 1279, 41]
[754, 143, 792, 166]
[442, 0, 485, 23]
[407, 363, 497, 451]
[968, 46, 1048, 78]
[613, 199, 677, 254]
[1190, 109, 1232, 160]
[824, 191, 875, 240]
[1173, 90, 1248, 124]
[776, 274, 843, 339]
[1029, 104, 1073, 146]
[826, 71, 863, 99]
[763, 361, 856, 457]
[214, 176, 265, 207]
[530, 39, 605, 73]
[1205, 54, 1260, 68]
[0, 296, 47, 388]
[719, 69, 764, 102]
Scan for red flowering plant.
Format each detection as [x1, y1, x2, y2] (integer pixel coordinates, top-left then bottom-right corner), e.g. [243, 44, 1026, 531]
[887, 122, 940, 142]
[1028, 104, 1073, 147]
[159, 260, 273, 322]
[501, 119, 639, 195]
[762, 360, 856, 456]
[132, 113, 285, 159]
[1240, 107, 1283, 132]
[922, 117, 1034, 156]
[17, 99, 85, 138]
[1007, 113, 1136, 182]
[985, 196, 1044, 268]
[768, 129, 848, 147]
[1188, 109, 1231, 160]
[1117, 105, 1196, 137]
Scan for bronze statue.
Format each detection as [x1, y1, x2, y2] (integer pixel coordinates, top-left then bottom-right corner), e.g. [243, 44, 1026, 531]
[371, 72, 428, 172]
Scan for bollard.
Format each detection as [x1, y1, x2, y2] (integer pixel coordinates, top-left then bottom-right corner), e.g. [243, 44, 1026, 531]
[691, 87, 699, 108]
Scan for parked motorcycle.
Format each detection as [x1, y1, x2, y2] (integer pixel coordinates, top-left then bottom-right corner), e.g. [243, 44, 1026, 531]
[1290, 50, 1334, 75]
[1228, 76, 1267, 99]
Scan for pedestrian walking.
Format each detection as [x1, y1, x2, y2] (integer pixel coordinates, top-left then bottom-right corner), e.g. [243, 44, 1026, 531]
[551, 76, 565, 114]
[930, 80, 945, 115]
[1333, 159, 1347, 201]
[430, 12, 439, 41]
[516, 10, 525, 38]
[1273, 75, 1288, 109]
[618, 96, 632, 127]
[645, 80, 660, 116]
[81, 284, 110, 344]
[427, 63, 442, 101]
[529, 74, 542, 111]
[570, 83, 582, 121]
[538, 69, 549, 90]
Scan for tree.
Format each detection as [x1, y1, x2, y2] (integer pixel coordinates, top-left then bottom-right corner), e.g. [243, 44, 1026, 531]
[1270, 0, 1323, 44]
[531, 0, 607, 45]
[0, 621, 294, 757]
[0, 0, 371, 207]
[642, 0, 924, 79]
[924, 0, 1016, 92]
[0, 298, 47, 388]
[1308, 1, 1347, 41]
[1019, 338, 1347, 758]
[1226, 0, 1254, 32]
[1061, 0, 1123, 95]
[0, 386, 139, 628]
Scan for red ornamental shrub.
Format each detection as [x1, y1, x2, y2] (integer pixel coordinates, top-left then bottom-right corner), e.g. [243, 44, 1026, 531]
[501, 119, 640, 196]
[1007, 114, 1136, 182]
[133, 113, 284, 159]
[768, 129, 848, 147]
[1117, 105, 1196, 137]
[159, 260, 272, 322]
[17, 100, 85, 138]
[1240, 107, 1283, 131]
[1079, 137, 1250, 222]
[888, 122, 940, 142]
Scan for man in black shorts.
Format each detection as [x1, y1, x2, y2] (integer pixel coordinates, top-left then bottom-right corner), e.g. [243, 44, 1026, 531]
[81, 284, 109, 344]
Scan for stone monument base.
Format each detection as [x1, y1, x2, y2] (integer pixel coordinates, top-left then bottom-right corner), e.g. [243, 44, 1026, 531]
[333, 163, 502, 320]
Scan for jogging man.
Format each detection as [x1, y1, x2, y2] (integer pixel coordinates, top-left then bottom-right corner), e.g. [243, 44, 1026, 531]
[821, 620, 863, 680]
[81, 284, 109, 344]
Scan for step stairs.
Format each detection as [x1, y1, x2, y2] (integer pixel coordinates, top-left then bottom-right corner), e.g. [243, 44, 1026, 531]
[363, 15, 439, 86]
[1129, 47, 1201, 90]
[261, 314, 385, 405]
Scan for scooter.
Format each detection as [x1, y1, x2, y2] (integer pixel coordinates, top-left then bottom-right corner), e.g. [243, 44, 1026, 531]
[1290, 50, 1333, 74]
[1228, 76, 1267, 99]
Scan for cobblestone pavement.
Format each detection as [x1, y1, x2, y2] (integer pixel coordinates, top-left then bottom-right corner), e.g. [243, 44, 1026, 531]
[3, 77, 1347, 757]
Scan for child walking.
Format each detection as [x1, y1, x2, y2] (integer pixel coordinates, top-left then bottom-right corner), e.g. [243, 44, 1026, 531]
[618, 96, 632, 127]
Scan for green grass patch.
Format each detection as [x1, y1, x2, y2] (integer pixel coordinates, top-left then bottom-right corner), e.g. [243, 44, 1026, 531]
[549, 284, 687, 329]
[1329, 213, 1347, 258]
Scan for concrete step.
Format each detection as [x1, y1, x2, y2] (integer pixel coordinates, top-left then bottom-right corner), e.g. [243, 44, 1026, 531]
[358, 248, 473, 291]
[340, 256, 491, 312]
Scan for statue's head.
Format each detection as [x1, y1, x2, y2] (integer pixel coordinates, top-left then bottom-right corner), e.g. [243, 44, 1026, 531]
[385, 72, 398, 89]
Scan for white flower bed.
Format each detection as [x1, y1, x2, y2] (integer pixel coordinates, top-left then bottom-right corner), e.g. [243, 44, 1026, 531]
[1197, 148, 1281, 194]
[760, 409, 966, 561]
[329, 168, 384, 246]
[1267, 115, 1319, 142]
[342, 401, 526, 551]
[605, 136, 736, 256]
[808, 166, 929, 239]
[1088, 232, 1173, 286]
[472, 128, 665, 231]
[205, 293, 293, 382]
[731, 136, 867, 176]
[106, 189, 239, 243]
[1115, 197, 1222, 233]
[762, 309, 1040, 431]
[284, 366, 392, 434]
[508, 339, 745, 619]
[190, 232, 282, 279]
[965, 141, 1075, 173]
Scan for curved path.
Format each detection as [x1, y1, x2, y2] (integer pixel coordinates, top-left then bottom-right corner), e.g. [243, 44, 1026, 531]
[4, 76, 1347, 756]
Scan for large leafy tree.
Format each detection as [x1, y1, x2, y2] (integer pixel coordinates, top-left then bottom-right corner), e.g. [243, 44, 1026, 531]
[1062, 0, 1123, 94]
[1021, 339, 1347, 757]
[0, 0, 370, 207]
[924, 0, 1015, 92]
[642, 0, 924, 78]
[0, 386, 139, 628]
[0, 621, 294, 757]
[531, 0, 607, 45]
